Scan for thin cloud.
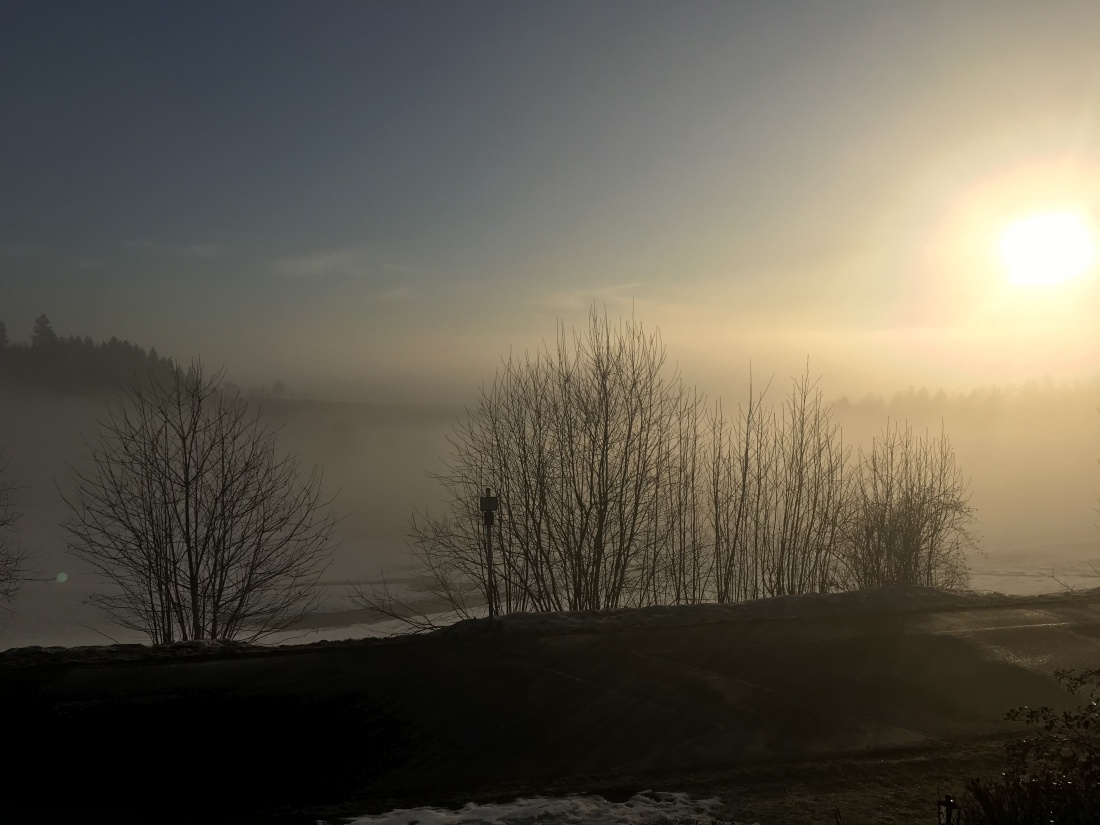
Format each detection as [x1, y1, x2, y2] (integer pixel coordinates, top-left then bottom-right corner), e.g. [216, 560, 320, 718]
[275, 248, 372, 279]
[275, 247, 421, 280]
[529, 282, 644, 312]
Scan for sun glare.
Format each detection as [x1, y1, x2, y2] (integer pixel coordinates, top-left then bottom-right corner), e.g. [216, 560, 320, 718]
[998, 211, 1098, 287]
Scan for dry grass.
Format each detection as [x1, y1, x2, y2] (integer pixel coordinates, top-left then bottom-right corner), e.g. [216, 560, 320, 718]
[701, 738, 1010, 824]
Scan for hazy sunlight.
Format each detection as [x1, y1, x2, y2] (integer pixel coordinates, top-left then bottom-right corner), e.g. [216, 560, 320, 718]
[998, 211, 1098, 287]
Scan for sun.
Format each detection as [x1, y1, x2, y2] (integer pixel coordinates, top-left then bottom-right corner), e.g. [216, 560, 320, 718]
[997, 211, 1098, 287]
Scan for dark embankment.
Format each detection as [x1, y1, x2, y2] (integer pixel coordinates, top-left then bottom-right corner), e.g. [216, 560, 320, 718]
[4, 588, 1100, 824]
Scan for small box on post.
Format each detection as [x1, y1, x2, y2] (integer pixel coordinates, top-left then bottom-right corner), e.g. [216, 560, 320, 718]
[480, 489, 499, 526]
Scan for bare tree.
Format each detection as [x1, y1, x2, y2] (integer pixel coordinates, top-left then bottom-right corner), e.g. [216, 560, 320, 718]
[837, 421, 975, 590]
[0, 448, 29, 608]
[705, 374, 770, 603]
[356, 311, 975, 630]
[704, 369, 848, 601]
[357, 309, 708, 620]
[660, 386, 709, 605]
[62, 360, 337, 643]
[760, 371, 849, 596]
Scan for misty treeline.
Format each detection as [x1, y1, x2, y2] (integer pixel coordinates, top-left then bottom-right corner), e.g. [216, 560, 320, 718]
[360, 310, 978, 623]
[0, 314, 175, 394]
[834, 377, 1100, 431]
[0, 314, 300, 400]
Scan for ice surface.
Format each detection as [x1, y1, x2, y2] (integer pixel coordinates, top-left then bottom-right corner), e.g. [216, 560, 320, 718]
[343, 791, 740, 825]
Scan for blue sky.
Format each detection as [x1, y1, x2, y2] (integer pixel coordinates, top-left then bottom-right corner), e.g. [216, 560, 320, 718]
[3, 1, 1100, 401]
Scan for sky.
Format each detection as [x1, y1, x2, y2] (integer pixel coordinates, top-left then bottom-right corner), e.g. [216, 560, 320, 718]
[3, 1, 1100, 403]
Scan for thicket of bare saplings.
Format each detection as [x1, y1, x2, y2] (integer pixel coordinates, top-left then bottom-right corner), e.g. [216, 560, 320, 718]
[62, 361, 336, 643]
[358, 310, 978, 624]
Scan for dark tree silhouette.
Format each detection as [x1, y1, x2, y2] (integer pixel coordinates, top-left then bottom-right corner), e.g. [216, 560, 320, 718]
[837, 421, 974, 589]
[0, 321, 8, 349]
[0, 317, 176, 394]
[0, 448, 29, 609]
[964, 667, 1100, 823]
[356, 310, 975, 629]
[706, 370, 849, 601]
[358, 309, 707, 622]
[62, 360, 337, 643]
[357, 313, 850, 626]
[30, 314, 58, 348]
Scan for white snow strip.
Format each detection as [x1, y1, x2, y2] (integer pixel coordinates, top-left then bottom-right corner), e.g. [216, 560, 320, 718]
[342, 791, 744, 825]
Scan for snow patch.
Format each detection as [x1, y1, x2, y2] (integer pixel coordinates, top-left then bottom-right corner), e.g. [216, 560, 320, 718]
[344, 791, 742, 825]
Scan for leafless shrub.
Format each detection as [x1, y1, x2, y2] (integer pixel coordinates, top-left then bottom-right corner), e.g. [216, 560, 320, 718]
[358, 310, 972, 627]
[61, 360, 337, 643]
[837, 421, 975, 590]
[758, 370, 849, 596]
[0, 448, 29, 609]
[704, 375, 770, 603]
[703, 369, 848, 600]
[356, 309, 708, 619]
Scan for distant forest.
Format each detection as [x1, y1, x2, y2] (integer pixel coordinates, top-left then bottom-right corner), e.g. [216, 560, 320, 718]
[0, 314, 299, 399]
[0, 314, 175, 395]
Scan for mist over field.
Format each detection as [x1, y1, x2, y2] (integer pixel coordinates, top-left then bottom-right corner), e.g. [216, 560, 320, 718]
[8, 4, 1100, 823]
[2, 357, 1097, 649]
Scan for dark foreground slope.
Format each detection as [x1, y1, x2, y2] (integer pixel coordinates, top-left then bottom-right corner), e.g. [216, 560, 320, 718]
[3, 588, 1100, 824]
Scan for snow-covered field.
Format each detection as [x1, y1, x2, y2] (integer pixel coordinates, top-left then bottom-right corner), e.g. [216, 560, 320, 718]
[342, 792, 733, 825]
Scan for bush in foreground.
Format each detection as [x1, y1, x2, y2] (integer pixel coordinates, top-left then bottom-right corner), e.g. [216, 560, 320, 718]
[964, 667, 1100, 824]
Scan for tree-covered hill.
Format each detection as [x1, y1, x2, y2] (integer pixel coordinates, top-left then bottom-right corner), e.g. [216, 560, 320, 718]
[0, 314, 175, 395]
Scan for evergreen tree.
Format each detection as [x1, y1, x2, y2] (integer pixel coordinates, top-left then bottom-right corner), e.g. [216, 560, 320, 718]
[0, 317, 176, 394]
[0, 321, 8, 348]
[30, 314, 58, 348]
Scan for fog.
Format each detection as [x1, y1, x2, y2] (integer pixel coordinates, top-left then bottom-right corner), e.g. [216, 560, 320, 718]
[3, 372, 1096, 592]
[831, 382, 1100, 559]
[4, 2, 1099, 633]
[0, 391, 460, 582]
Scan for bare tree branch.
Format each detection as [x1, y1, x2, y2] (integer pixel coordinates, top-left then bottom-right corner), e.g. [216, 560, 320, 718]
[357, 309, 978, 630]
[0, 447, 30, 609]
[61, 359, 338, 643]
[837, 421, 976, 590]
